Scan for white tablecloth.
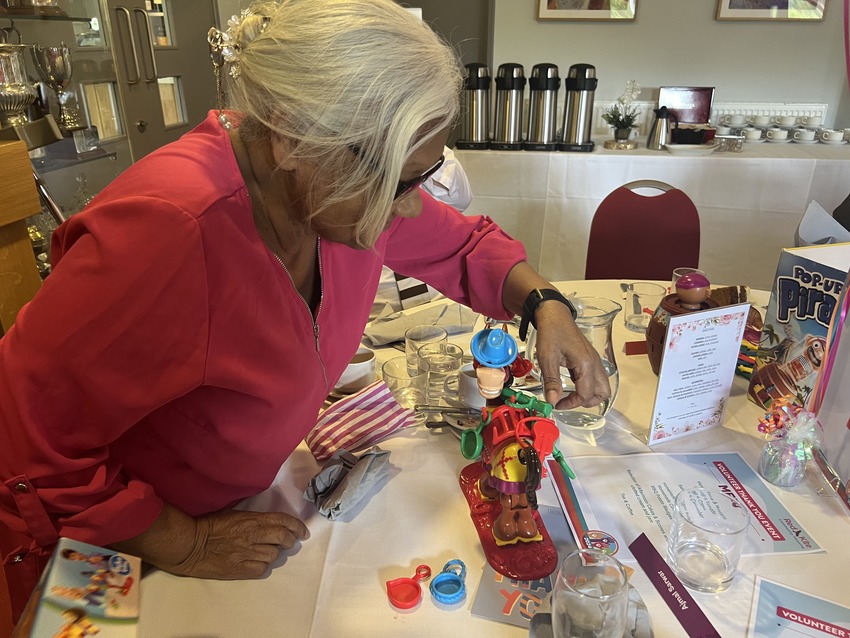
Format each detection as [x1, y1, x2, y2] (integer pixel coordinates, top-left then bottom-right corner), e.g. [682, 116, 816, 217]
[137, 281, 850, 637]
[456, 144, 850, 292]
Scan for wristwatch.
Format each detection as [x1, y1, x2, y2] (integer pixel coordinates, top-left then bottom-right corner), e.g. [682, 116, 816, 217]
[519, 288, 577, 341]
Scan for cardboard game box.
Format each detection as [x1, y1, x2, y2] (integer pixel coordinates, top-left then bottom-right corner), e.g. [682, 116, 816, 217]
[748, 243, 850, 409]
[26, 538, 140, 637]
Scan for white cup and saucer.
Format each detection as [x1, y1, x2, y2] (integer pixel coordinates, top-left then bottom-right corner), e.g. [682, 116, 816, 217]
[747, 115, 771, 127]
[820, 129, 846, 144]
[765, 127, 790, 143]
[457, 363, 487, 410]
[772, 115, 798, 128]
[799, 115, 823, 129]
[742, 127, 763, 142]
[332, 346, 377, 396]
[793, 128, 818, 144]
[721, 114, 746, 127]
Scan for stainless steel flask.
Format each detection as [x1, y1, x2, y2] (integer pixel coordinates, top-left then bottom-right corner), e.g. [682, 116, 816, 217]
[492, 63, 525, 151]
[525, 63, 560, 151]
[457, 63, 491, 150]
[646, 105, 678, 150]
[559, 63, 597, 151]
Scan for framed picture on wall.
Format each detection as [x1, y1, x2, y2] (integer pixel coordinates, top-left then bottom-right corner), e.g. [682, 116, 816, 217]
[715, 0, 826, 21]
[537, 0, 637, 21]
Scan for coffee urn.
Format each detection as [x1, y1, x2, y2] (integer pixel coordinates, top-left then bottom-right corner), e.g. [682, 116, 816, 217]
[524, 63, 560, 151]
[456, 62, 491, 150]
[558, 63, 597, 152]
[491, 63, 525, 151]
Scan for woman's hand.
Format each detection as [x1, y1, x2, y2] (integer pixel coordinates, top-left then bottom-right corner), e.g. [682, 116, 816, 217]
[500, 262, 610, 410]
[111, 503, 309, 580]
[533, 300, 611, 410]
[173, 509, 310, 579]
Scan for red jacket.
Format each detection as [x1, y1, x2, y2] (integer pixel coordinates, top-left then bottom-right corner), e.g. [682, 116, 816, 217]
[0, 112, 525, 619]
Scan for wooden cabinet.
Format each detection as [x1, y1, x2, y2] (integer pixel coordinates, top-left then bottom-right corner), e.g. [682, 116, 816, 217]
[0, 140, 42, 335]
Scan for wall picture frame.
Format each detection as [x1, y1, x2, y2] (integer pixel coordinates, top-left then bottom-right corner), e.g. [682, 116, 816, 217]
[715, 0, 826, 21]
[537, 0, 637, 21]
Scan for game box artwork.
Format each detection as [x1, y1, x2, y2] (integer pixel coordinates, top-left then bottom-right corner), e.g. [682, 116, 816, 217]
[748, 244, 850, 409]
[27, 537, 141, 637]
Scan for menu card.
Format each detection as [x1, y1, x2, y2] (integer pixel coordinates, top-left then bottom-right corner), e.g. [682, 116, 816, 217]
[649, 303, 750, 445]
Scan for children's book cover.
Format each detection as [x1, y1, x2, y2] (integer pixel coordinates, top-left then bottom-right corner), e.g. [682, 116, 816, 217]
[748, 244, 850, 409]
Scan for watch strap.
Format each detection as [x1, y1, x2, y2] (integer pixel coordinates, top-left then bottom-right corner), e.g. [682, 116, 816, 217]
[519, 288, 577, 341]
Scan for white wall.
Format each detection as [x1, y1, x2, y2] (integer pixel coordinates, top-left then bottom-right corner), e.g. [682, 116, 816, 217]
[493, 0, 850, 128]
[213, 0, 850, 127]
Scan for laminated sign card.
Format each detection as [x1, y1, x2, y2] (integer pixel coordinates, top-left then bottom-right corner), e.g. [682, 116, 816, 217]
[649, 303, 749, 445]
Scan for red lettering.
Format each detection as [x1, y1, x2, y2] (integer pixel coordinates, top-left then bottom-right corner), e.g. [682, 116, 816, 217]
[499, 589, 522, 615]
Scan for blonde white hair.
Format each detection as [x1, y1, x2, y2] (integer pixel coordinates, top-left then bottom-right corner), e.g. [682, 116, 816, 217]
[220, 0, 463, 248]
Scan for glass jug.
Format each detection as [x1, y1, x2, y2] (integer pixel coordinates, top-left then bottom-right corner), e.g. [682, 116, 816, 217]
[525, 296, 621, 432]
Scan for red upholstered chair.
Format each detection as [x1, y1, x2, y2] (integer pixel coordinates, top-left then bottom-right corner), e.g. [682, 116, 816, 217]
[584, 180, 700, 281]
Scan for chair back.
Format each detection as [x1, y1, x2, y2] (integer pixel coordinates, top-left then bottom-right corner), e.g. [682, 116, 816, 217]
[585, 180, 700, 281]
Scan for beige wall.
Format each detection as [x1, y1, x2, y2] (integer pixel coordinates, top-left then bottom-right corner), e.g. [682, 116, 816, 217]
[493, 0, 850, 127]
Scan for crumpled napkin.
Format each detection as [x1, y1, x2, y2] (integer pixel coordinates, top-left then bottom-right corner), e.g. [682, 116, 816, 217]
[305, 380, 418, 462]
[363, 303, 479, 346]
[528, 585, 653, 638]
[303, 446, 391, 520]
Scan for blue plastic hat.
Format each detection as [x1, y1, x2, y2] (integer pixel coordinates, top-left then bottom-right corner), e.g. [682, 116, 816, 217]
[470, 327, 518, 368]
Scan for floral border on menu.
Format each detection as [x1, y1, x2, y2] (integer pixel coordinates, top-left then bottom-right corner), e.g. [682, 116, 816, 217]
[536, 0, 637, 22]
[715, 0, 826, 21]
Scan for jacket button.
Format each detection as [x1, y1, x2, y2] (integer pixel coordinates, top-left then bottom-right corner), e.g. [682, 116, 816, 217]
[13, 482, 28, 493]
[11, 554, 24, 563]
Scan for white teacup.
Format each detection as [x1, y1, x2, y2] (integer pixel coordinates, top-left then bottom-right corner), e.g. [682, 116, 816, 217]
[843, 128, 850, 141]
[743, 127, 763, 140]
[773, 115, 797, 127]
[799, 115, 822, 129]
[747, 115, 771, 127]
[715, 125, 731, 135]
[766, 128, 788, 140]
[722, 114, 746, 126]
[335, 346, 377, 392]
[458, 363, 486, 409]
[793, 129, 816, 141]
[820, 129, 844, 142]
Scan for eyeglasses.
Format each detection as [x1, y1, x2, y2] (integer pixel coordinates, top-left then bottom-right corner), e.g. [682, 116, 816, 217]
[393, 154, 445, 201]
[349, 145, 445, 202]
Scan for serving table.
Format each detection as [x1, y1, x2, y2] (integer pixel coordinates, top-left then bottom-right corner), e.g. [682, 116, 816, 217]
[137, 280, 850, 637]
[456, 143, 850, 292]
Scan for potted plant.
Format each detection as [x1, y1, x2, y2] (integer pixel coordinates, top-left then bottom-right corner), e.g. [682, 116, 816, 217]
[601, 80, 641, 142]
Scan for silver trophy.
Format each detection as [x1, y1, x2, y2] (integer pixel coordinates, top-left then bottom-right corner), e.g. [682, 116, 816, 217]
[31, 42, 84, 131]
[0, 44, 37, 128]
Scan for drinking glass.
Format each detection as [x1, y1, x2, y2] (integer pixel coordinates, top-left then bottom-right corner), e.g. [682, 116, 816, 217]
[671, 267, 706, 291]
[416, 342, 463, 404]
[404, 325, 447, 375]
[382, 355, 428, 409]
[667, 488, 749, 593]
[624, 282, 666, 332]
[551, 548, 629, 638]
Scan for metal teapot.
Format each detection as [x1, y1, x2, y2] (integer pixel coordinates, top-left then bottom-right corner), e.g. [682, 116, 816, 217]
[646, 105, 678, 150]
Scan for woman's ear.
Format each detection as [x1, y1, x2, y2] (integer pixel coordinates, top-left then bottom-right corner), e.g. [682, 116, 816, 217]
[269, 134, 299, 171]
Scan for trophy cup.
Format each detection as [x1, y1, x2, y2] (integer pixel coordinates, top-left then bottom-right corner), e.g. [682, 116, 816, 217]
[0, 44, 37, 129]
[31, 42, 84, 131]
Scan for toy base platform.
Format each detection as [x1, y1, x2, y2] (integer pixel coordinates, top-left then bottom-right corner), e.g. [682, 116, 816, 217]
[459, 462, 558, 581]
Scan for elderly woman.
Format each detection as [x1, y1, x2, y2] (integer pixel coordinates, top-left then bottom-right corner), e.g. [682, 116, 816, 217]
[0, 0, 609, 621]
